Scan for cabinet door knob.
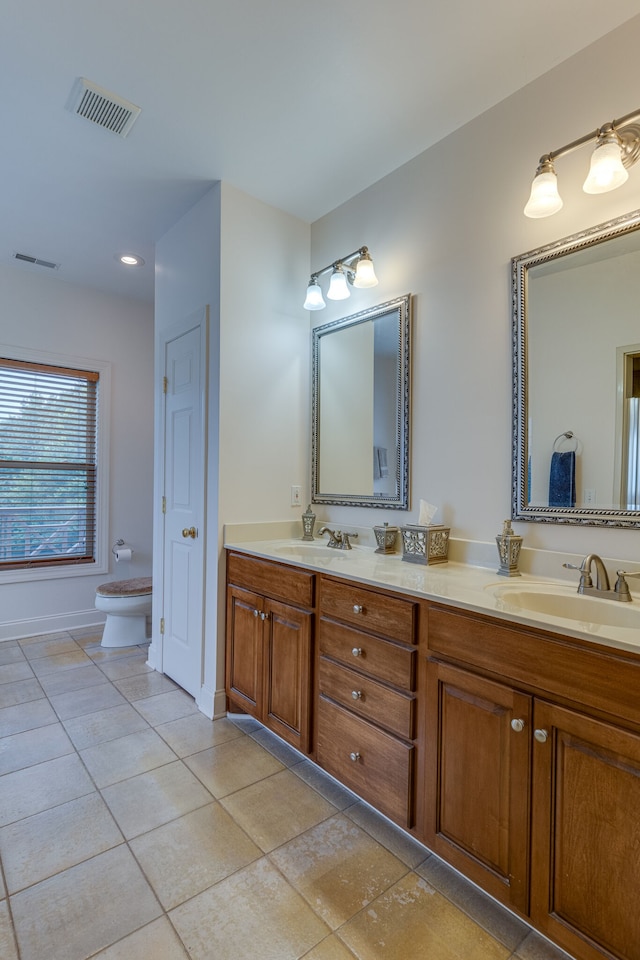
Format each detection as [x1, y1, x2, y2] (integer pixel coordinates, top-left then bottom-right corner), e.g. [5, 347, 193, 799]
[349, 751, 361, 762]
[351, 647, 362, 657]
[511, 718, 525, 733]
[351, 690, 362, 700]
[534, 728, 548, 743]
[260, 611, 270, 622]
[353, 604, 364, 614]
[253, 609, 259, 617]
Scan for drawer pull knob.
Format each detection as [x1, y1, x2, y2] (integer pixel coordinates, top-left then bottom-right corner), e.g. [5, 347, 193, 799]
[511, 718, 525, 733]
[351, 647, 362, 657]
[351, 690, 362, 700]
[349, 751, 361, 762]
[353, 604, 364, 614]
[534, 728, 548, 743]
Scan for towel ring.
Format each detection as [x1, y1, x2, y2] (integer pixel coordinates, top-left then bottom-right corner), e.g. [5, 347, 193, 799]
[553, 430, 579, 452]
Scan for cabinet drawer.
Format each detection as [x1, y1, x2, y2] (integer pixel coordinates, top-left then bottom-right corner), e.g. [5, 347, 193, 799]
[319, 657, 415, 740]
[316, 695, 414, 828]
[319, 618, 415, 689]
[320, 577, 416, 644]
[227, 552, 314, 608]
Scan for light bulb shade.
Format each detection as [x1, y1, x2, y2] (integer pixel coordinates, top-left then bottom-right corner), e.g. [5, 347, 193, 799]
[327, 267, 350, 300]
[524, 169, 563, 219]
[352, 254, 378, 288]
[582, 140, 629, 194]
[303, 281, 325, 311]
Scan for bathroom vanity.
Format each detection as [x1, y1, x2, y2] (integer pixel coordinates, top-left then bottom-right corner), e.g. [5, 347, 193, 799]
[225, 541, 640, 960]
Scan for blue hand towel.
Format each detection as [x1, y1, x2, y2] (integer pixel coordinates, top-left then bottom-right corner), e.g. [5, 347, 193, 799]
[549, 451, 575, 507]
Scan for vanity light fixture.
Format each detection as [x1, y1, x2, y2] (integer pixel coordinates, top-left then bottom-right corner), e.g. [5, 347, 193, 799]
[524, 108, 640, 218]
[303, 246, 378, 310]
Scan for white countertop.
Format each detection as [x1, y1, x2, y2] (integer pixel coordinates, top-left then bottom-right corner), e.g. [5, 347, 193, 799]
[224, 537, 640, 656]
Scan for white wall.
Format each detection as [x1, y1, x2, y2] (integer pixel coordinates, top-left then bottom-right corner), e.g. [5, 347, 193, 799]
[0, 263, 154, 639]
[153, 182, 309, 715]
[310, 15, 640, 568]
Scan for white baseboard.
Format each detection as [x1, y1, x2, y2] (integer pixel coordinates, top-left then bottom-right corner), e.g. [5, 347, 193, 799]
[196, 684, 227, 720]
[0, 609, 106, 643]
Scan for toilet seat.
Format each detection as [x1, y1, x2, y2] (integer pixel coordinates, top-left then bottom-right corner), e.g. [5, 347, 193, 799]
[95, 577, 152, 647]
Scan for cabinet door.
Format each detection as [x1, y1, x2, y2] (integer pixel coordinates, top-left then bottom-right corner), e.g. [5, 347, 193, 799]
[424, 660, 532, 913]
[226, 585, 263, 717]
[263, 599, 312, 753]
[531, 701, 640, 960]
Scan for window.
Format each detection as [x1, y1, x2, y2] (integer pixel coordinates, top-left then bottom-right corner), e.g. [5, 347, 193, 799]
[0, 357, 100, 571]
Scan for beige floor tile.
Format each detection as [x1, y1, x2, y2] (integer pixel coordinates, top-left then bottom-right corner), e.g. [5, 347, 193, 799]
[133, 688, 199, 726]
[87, 644, 146, 663]
[0, 793, 123, 893]
[91, 917, 189, 959]
[271, 813, 409, 929]
[130, 801, 261, 908]
[345, 800, 429, 868]
[0, 643, 26, 666]
[0, 697, 57, 736]
[48, 680, 126, 720]
[19, 636, 80, 661]
[0, 678, 44, 709]
[155, 713, 244, 757]
[62, 701, 150, 749]
[102, 759, 213, 838]
[184, 734, 284, 798]
[418, 855, 530, 950]
[80, 726, 177, 787]
[0, 661, 34, 685]
[114, 671, 178, 701]
[0, 901, 18, 960]
[10, 845, 162, 960]
[29, 648, 93, 676]
[170, 857, 330, 960]
[98, 653, 153, 682]
[18, 631, 71, 647]
[0, 753, 95, 827]
[338, 872, 511, 960]
[303, 935, 358, 959]
[0, 722, 73, 775]
[0, 864, 4, 899]
[293, 759, 360, 810]
[37, 662, 108, 696]
[220, 768, 337, 853]
[250, 726, 308, 766]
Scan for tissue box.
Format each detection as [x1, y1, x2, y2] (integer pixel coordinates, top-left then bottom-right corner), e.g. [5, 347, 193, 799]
[401, 524, 450, 565]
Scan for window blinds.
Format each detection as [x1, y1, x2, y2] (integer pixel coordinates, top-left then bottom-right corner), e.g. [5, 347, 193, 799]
[0, 358, 99, 569]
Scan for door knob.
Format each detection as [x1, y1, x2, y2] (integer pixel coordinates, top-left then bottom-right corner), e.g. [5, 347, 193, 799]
[182, 527, 197, 539]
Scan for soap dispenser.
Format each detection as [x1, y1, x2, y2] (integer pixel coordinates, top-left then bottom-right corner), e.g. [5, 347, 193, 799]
[301, 504, 316, 541]
[496, 519, 522, 577]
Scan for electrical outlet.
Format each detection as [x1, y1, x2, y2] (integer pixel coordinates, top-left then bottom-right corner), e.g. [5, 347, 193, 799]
[584, 488, 596, 505]
[291, 484, 302, 507]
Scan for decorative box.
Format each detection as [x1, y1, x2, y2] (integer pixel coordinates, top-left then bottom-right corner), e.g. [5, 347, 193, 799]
[373, 523, 398, 554]
[400, 524, 450, 565]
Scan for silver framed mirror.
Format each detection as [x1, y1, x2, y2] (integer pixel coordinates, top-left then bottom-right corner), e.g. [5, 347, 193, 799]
[312, 294, 411, 509]
[512, 208, 640, 526]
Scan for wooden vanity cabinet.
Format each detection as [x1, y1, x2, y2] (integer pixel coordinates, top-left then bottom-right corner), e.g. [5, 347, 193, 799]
[425, 603, 640, 960]
[226, 552, 314, 753]
[316, 576, 418, 828]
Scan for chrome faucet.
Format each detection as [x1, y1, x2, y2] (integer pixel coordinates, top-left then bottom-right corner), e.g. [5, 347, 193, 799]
[563, 554, 640, 602]
[318, 527, 359, 550]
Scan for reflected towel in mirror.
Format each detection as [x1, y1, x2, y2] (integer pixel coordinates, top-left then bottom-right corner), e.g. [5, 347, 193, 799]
[549, 451, 576, 507]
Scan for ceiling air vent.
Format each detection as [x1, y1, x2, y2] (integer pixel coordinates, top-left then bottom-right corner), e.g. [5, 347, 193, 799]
[13, 253, 59, 270]
[67, 78, 141, 138]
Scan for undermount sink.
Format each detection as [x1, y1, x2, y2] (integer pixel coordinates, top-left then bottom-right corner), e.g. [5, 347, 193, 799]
[272, 543, 350, 561]
[486, 581, 640, 630]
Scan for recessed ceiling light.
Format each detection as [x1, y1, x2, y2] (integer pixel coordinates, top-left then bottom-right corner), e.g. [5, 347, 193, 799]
[116, 254, 145, 266]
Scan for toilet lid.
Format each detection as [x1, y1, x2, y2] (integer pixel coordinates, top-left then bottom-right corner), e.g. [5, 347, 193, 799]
[96, 577, 152, 598]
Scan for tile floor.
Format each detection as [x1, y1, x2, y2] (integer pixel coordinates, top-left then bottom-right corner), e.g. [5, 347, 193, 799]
[0, 627, 575, 960]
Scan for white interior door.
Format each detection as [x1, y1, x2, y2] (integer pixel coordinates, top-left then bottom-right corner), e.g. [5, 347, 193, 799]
[161, 310, 207, 696]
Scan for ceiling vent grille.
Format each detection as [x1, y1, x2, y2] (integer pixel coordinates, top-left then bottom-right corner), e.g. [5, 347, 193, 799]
[13, 252, 59, 270]
[67, 78, 141, 138]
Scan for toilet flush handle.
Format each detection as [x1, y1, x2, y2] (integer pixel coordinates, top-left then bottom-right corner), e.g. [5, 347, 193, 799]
[182, 527, 197, 539]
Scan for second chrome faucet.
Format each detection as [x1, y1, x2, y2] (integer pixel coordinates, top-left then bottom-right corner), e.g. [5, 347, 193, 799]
[318, 527, 359, 550]
[563, 553, 640, 601]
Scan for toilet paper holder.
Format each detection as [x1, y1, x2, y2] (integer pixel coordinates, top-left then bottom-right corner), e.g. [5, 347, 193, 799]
[111, 538, 133, 562]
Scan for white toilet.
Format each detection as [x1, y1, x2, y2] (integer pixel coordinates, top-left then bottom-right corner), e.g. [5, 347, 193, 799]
[95, 577, 152, 647]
